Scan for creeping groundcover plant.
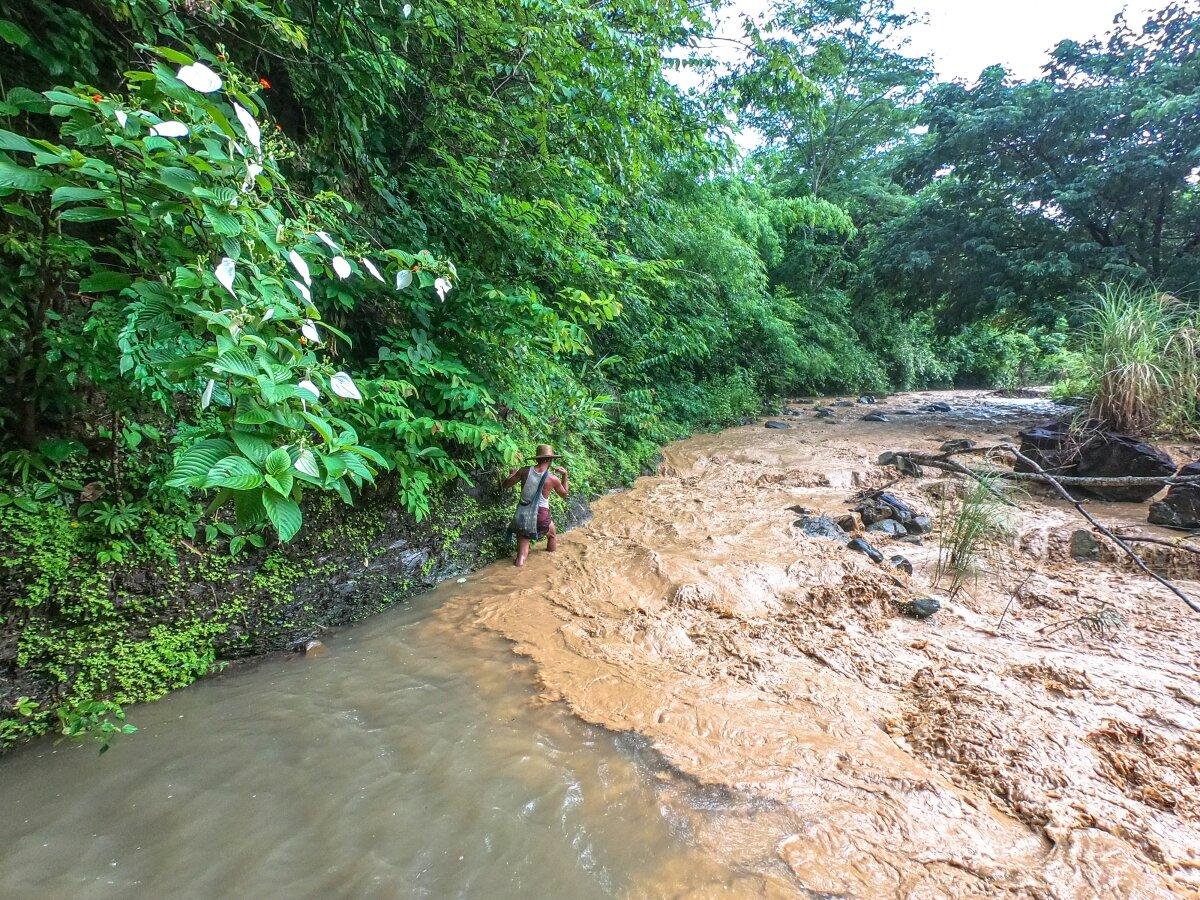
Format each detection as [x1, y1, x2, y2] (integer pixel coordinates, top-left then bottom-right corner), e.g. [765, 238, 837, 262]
[0, 47, 455, 541]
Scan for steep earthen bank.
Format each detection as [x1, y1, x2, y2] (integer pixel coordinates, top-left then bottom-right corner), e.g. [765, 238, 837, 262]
[463, 390, 1200, 896]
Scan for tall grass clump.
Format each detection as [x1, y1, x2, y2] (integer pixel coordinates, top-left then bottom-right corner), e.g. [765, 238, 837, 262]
[1066, 284, 1200, 435]
[935, 477, 1012, 598]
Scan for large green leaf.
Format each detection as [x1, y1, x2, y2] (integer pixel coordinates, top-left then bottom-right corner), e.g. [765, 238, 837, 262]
[264, 447, 291, 476]
[167, 438, 235, 489]
[262, 490, 302, 541]
[203, 456, 264, 491]
[0, 156, 51, 191]
[212, 349, 257, 378]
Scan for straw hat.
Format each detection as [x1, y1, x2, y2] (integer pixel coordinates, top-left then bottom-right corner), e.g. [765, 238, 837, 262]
[533, 444, 558, 461]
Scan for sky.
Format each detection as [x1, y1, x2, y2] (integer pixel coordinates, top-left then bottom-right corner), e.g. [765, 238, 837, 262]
[683, 0, 1175, 86]
[894, 0, 1171, 83]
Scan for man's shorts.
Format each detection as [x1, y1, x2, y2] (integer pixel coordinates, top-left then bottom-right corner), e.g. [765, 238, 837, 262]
[536, 507, 552, 538]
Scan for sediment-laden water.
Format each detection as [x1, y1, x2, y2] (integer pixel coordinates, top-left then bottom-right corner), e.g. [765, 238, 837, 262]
[3, 390, 1197, 897]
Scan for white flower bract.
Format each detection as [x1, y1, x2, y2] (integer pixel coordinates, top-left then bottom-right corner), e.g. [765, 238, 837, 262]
[289, 250, 311, 286]
[332, 256, 352, 280]
[297, 379, 321, 401]
[177, 62, 223, 93]
[214, 257, 237, 296]
[315, 231, 339, 251]
[114, 109, 128, 128]
[150, 120, 189, 138]
[301, 319, 321, 343]
[330, 371, 363, 401]
[434, 276, 452, 301]
[233, 103, 261, 149]
[395, 269, 413, 290]
[290, 278, 312, 302]
[361, 258, 384, 282]
[201, 379, 215, 409]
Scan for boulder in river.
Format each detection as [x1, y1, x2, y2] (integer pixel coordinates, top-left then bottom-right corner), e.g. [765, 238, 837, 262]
[796, 515, 849, 543]
[814, 406, 836, 418]
[906, 514, 933, 535]
[897, 597, 941, 619]
[1148, 461, 1200, 529]
[894, 409, 919, 416]
[847, 537, 884, 563]
[921, 402, 953, 413]
[1069, 529, 1101, 561]
[889, 555, 914, 575]
[1016, 419, 1175, 502]
[834, 513, 859, 533]
[764, 420, 791, 430]
[868, 519, 907, 537]
[939, 439, 976, 454]
[857, 395, 876, 404]
[861, 412, 889, 422]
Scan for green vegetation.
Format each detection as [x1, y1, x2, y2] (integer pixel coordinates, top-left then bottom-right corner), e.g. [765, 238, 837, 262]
[934, 477, 1013, 599]
[1056, 285, 1200, 436]
[1, 0, 1197, 747]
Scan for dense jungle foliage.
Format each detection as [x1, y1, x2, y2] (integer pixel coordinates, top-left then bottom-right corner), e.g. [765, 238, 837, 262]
[1, 0, 1198, 746]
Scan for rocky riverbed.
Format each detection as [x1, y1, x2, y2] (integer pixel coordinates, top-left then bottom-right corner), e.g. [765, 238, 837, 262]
[465, 389, 1200, 896]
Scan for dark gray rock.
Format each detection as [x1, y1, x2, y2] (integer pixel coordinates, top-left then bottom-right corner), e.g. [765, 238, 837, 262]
[939, 439, 976, 454]
[894, 409, 919, 416]
[1069, 529, 1100, 560]
[562, 494, 594, 529]
[857, 395, 877, 404]
[1016, 419, 1175, 502]
[877, 491, 915, 523]
[640, 454, 664, 477]
[832, 400, 854, 407]
[921, 402, 953, 413]
[1148, 461, 1200, 530]
[906, 514, 933, 535]
[814, 406, 836, 418]
[834, 513, 859, 533]
[764, 420, 792, 430]
[868, 519, 907, 537]
[861, 413, 889, 422]
[897, 597, 941, 619]
[847, 537, 884, 563]
[898, 534, 924, 545]
[857, 498, 895, 526]
[889, 555, 914, 575]
[795, 515, 849, 543]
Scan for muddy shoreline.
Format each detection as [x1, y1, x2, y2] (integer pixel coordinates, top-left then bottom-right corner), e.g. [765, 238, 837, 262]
[462, 389, 1200, 896]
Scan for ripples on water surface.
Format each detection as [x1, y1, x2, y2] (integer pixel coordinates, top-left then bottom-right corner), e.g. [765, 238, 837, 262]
[0, 582, 761, 898]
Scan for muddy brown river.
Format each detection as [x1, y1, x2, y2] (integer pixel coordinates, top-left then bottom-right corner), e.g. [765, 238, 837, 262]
[2, 391, 1198, 897]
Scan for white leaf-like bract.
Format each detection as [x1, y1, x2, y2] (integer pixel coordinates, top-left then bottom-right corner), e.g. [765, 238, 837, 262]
[330, 371, 363, 401]
[361, 258, 384, 282]
[290, 278, 312, 302]
[201, 379, 215, 409]
[332, 256, 352, 280]
[150, 120, 189, 138]
[297, 379, 321, 401]
[434, 276, 452, 301]
[242, 162, 264, 192]
[315, 231, 339, 251]
[403, 3, 412, 16]
[301, 319, 321, 343]
[395, 269, 413, 290]
[233, 103, 261, 149]
[177, 62, 223, 93]
[262, 307, 275, 322]
[289, 250, 311, 286]
[214, 257, 236, 295]
[114, 109, 128, 128]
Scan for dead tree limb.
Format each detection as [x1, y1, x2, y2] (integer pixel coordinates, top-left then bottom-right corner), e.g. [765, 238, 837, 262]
[996, 444, 1200, 615]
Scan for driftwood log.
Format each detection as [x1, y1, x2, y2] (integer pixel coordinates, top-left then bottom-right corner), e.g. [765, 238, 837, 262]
[883, 443, 1200, 615]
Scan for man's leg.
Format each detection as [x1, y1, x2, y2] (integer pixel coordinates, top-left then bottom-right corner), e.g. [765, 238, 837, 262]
[546, 520, 558, 552]
[515, 535, 531, 567]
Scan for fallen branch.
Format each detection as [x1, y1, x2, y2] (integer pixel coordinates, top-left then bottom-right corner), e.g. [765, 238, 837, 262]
[997, 444, 1200, 615]
[1114, 533, 1200, 556]
[882, 443, 1200, 615]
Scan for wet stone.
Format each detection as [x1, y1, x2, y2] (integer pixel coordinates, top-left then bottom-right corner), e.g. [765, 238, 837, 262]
[814, 406, 836, 418]
[764, 420, 792, 430]
[1069, 529, 1101, 561]
[1148, 461, 1200, 530]
[861, 413, 889, 422]
[889, 555, 914, 575]
[906, 514, 933, 536]
[795, 515, 849, 543]
[834, 513, 859, 533]
[857, 395, 877, 404]
[894, 409, 919, 416]
[897, 597, 941, 619]
[921, 402, 953, 413]
[868, 519, 908, 537]
[847, 537, 884, 563]
[939, 439, 976, 454]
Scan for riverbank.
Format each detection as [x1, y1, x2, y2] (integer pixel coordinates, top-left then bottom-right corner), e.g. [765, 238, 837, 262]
[465, 389, 1200, 896]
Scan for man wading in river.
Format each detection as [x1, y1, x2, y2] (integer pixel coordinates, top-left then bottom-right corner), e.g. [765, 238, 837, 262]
[503, 444, 569, 567]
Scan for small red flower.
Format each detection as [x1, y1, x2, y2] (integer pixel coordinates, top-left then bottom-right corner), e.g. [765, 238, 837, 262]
[259, 77, 272, 90]
[275, 123, 283, 131]
[91, 93, 103, 102]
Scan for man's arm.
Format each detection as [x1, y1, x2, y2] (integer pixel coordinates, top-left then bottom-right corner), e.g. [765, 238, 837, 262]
[552, 466, 569, 499]
[502, 466, 527, 489]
